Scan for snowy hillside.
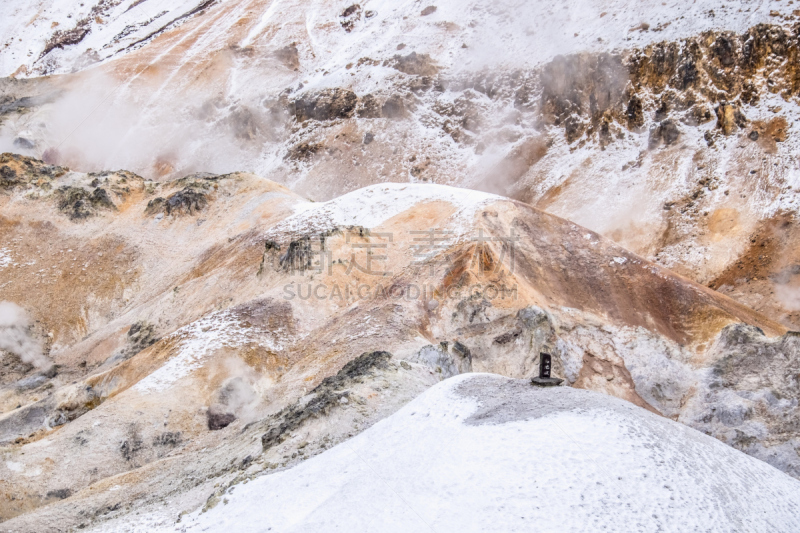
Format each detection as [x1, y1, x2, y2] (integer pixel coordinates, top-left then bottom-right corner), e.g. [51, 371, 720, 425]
[118, 374, 800, 532]
[5, 0, 800, 530]
[1, 0, 797, 78]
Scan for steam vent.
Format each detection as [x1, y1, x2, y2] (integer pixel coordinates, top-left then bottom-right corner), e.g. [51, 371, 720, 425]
[2, 1, 800, 531]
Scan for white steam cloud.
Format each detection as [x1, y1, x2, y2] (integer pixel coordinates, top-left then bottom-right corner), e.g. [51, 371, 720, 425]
[0, 301, 51, 370]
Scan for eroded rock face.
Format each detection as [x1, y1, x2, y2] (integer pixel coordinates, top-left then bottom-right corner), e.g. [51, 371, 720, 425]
[685, 325, 800, 477]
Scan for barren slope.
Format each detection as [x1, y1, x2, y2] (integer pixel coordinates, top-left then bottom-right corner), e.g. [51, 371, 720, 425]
[1, 155, 799, 530]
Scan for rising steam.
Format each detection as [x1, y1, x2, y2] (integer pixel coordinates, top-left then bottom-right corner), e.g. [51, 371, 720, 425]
[0, 301, 51, 370]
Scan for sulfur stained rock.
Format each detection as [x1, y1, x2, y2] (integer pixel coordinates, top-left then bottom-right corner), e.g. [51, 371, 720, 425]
[715, 102, 748, 135]
[0, 152, 66, 189]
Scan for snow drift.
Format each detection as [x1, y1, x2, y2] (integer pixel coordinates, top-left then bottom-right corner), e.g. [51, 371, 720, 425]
[165, 374, 800, 533]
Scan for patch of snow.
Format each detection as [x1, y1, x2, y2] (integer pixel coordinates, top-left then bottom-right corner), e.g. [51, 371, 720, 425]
[269, 183, 501, 238]
[5, 461, 24, 473]
[160, 374, 800, 533]
[133, 310, 282, 394]
[0, 248, 14, 268]
[611, 256, 628, 264]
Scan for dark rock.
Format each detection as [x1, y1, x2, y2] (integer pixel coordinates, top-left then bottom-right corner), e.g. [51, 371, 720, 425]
[381, 94, 407, 118]
[0, 93, 59, 115]
[0, 399, 54, 444]
[563, 115, 586, 143]
[712, 33, 738, 68]
[146, 187, 208, 217]
[452, 341, 471, 359]
[342, 4, 360, 17]
[45, 489, 72, 500]
[106, 321, 159, 364]
[493, 327, 523, 345]
[421, 6, 437, 16]
[654, 97, 670, 122]
[357, 94, 407, 119]
[625, 95, 644, 129]
[649, 119, 681, 147]
[240, 455, 254, 469]
[91, 188, 115, 209]
[56, 186, 117, 220]
[540, 53, 627, 143]
[0, 164, 18, 186]
[698, 325, 800, 476]
[286, 141, 322, 161]
[749, 130, 760, 141]
[686, 104, 713, 125]
[357, 94, 382, 118]
[261, 351, 392, 451]
[153, 431, 182, 446]
[273, 43, 299, 69]
[531, 376, 564, 387]
[0, 153, 67, 189]
[363, 132, 374, 144]
[207, 408, 236, 430]
[293, 88, 358, 121]
[41, 23, 91, 59]
[279, 237, 314, 272]
[13, 137, 35, 150]
[120, 433, 142, 462]
[340, 5, 362, 32]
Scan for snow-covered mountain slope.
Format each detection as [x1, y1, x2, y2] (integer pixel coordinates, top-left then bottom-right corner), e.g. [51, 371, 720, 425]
[4, 1, 800, 529]
[117, 374, 800, 533]
[0, 0, 218, 78]
[2, 0, 795, 79]
[3, 1, 800, 330]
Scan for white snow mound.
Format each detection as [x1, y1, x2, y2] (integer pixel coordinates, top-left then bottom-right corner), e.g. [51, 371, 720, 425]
[267, 183, 501, 238]
[170, 374, 800, 533]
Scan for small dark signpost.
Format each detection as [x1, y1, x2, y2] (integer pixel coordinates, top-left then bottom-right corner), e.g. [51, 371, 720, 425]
[531, 352, 563, 387]
[539, 353, 552, 378]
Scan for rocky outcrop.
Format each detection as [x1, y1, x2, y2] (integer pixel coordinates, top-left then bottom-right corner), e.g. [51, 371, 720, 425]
[686, 325, 800, 477]
[145, 187, 208, 217]
[56, 186, 116, 220]
[0, 153, 66, 190]
[260, 351, 394, 451]
[293, 88, 358, 122]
